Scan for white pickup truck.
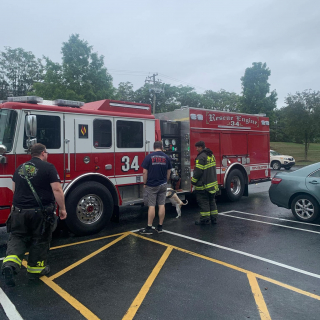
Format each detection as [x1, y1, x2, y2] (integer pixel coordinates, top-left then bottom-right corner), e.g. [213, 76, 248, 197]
[270, 150, 295, 170]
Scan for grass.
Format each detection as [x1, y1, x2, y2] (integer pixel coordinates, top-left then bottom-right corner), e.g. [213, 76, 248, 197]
[270, 142, 320, 165]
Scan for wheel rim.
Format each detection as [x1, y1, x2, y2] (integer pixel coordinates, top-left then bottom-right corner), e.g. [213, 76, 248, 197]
[273, 162, 280, 170]
[294, 199, 314, 219]
[76, 194, 103, 224]
[230, 176, 241, 195]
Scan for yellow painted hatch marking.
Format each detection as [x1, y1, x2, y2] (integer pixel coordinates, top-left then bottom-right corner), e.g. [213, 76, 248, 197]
[247, 273, 272, 320]
[49, 233, 128, 281]
[21, 260, 100, 320]
[122, 246, 173, 320]
[130, 232, 320, 301]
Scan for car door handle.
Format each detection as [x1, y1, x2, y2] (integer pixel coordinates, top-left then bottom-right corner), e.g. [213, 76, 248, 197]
[105, 164, 112, 170]
[309, 180, 320, 184]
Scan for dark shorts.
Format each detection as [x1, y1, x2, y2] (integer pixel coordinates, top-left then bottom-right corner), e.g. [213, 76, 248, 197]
[144, 184, 167, 206]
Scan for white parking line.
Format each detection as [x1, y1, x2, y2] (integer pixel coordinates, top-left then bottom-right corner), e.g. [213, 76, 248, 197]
[0, 287, 24, 320]
[229, 210, 320, 227]
[163, 230, 320, 279]
[219, 213, 320, 234]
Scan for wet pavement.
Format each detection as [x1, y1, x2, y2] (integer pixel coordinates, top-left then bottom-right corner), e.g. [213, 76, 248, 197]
[1, 168, 320, 320]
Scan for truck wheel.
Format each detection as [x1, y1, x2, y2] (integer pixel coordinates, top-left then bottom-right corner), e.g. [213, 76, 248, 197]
[272, 161, 281, 170]
[65, 181, 114, 236]
[225, 169, 245, 202]
[291, 194, 320, 222]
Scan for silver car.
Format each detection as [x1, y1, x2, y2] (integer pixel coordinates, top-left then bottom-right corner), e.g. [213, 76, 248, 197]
[269, 163, 320, 222]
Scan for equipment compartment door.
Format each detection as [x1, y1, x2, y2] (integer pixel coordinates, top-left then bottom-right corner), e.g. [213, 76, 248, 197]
[74, 118, 94, 172]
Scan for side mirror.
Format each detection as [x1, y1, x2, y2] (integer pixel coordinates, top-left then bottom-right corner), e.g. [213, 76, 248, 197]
[0, 144, 7, 155]
[25, 115, 37, 138]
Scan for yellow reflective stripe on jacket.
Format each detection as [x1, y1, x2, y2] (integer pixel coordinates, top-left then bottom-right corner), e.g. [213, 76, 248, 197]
[27, 265, 46, 274]
[204, 181, 218, 188]
[194, 186, 205, 190]
[195, 163, 205, 170]
[3, 255, 22, 267]
[210, 210, 218, 215]
[191, 177, 198, 183]
[203, 162, 216, 169]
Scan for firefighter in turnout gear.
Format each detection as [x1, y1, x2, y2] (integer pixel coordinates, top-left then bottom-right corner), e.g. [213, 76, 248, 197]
[191, 141, 219, 225]
[1, 143, 67, 287]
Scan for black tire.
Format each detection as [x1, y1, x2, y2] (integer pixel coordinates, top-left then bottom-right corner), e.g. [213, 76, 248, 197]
[272, 161, 281, 170]
[225, 169, 245, 202]
[65, 181, 114, 236]
[291, 194, 320, 222]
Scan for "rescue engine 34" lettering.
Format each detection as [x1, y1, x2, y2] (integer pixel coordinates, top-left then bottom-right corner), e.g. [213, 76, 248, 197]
[207, 113, 258, 126]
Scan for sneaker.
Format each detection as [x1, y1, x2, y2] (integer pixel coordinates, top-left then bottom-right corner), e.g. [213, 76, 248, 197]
[28, 265, 50, 280]
[210, 216, 217, 224]
[2, 266, 15, 287]
[156, 225, 163, 233]
[138, 227, 154, 235]
[195, 219, 211, 225]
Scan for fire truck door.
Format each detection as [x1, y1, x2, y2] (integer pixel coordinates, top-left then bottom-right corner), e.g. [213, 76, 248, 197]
[114, 118, 146, 185]
[15, 111, 65, 183]
[74, 118, 94, 172]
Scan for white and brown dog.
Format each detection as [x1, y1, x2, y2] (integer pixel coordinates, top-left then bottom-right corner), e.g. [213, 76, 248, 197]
[166, 188, 188, 218]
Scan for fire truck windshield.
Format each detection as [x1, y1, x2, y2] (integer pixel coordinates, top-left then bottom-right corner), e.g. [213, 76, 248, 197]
[0, 109, 17, 152]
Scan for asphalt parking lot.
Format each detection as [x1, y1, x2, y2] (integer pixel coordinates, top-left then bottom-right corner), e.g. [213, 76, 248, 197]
[1, 168, 320, 320]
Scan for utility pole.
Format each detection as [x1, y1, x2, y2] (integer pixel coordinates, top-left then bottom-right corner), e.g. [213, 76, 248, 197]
[145, 73, 163, 115]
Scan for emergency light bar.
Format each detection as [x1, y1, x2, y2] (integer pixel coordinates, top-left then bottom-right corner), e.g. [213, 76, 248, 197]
[110, 102, 149, 110]
[7, 96, 43, 104]
[54, 99, 84, 108]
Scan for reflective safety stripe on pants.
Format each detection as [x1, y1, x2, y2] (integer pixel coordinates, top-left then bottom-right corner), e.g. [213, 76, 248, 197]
[196, 192, 218, 219]
[3, 255, 22, 267]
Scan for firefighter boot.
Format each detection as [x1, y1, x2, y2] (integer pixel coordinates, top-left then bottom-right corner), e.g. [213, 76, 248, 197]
[2, 266, 15, 287]
[28, 265, 51, 280]
[210, 215, 218, 224]
[195, 218, 211, 225]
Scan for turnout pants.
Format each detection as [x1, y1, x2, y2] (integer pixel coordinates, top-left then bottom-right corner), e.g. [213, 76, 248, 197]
[196, 191, 218, 220]
[2, 207, 54, 274]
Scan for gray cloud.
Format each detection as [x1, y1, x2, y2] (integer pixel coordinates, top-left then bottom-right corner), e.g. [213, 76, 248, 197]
[1, 0, 320, 107]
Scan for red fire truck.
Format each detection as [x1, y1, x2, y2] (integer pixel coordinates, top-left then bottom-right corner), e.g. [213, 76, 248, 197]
[0, 96, 270, 235]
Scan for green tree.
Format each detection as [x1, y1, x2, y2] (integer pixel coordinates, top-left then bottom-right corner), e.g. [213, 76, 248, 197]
[240, 62, 277, 119]
[0, 47, 43, 100]
[269, 108, 290, 142]
[283, 90, 320, 159]
[201, 89, 241, 112]
[116, 82, 136, 102]
[34, 34, 115, 102]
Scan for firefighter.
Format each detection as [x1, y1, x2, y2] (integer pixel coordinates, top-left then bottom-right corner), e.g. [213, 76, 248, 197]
[1, 143, 67, 287]
[191, 141, 219, 225]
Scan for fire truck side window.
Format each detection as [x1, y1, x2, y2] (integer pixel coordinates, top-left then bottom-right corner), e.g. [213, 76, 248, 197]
[93, 119, 112, 148]
[117, 120, 143, 148]
[23, 115, 61, 149]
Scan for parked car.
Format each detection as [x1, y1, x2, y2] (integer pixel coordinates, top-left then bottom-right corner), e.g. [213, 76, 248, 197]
[270, 149, 295, 170]
[269, 162, 320, 222]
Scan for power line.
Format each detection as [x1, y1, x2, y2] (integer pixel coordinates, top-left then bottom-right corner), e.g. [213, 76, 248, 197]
[108, 68, 209, 92]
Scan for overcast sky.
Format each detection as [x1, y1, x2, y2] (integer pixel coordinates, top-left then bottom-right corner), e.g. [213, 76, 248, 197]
[2, 0, 320, 107]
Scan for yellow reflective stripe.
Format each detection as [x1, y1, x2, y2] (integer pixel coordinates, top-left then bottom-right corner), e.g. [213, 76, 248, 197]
[3, 255, 22, 267]
[191, 177, 198, 183]
[195, 186, 204, 190]
[203, 162, 216, 169]
[195, 163, 205, 170]
[210, 210, 218, 215]
[204, 181, 218, 187]
[27, 265, 46, 273]
[200, 212, 210, 216]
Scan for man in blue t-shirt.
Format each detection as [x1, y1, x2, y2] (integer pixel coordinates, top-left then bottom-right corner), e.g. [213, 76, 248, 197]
[139, 141, 172, 235]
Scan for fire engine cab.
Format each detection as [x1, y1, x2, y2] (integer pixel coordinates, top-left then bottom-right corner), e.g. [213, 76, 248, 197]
[0, 96, 270, 235]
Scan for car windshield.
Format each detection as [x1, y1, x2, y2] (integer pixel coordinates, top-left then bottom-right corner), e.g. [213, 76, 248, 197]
[270, 150, 280, 156]
[0, 109, 18, 152]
